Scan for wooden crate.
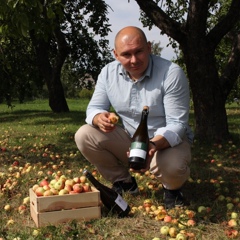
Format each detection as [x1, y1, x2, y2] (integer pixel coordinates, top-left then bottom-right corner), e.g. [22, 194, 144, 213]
[29, 188, 101, 227]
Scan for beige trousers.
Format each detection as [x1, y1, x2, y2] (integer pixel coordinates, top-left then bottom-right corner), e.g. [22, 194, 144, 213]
[75, 124, 191, 190]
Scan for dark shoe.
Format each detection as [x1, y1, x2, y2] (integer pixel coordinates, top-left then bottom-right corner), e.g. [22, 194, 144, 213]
[112, 177, 139, 196]
[163, 188, 185, 209]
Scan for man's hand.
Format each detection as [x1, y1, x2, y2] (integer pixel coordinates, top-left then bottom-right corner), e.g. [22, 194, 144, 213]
[128, 141, 157, 173]
[93, 112, 119, 133]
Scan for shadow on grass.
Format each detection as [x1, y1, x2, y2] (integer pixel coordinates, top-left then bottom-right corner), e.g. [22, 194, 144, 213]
[0, 110, 86, 126]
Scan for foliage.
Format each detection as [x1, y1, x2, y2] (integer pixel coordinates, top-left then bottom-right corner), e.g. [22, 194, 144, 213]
[151, 41, 163, 56]
[79, 88, 94, 99]
[0, 0, 113, 105]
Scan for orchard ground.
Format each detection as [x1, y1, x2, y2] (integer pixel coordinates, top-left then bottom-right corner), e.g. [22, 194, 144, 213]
[0, 99, 240, 240]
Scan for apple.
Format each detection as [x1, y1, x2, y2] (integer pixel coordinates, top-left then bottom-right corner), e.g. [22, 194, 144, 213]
[49, 179, 57, 188]
[231, 212, 238, 219]
[65, 179, 75, 187]
[164, 215, 172, 223]
[43, 190, 54, 196]
[73, 183, 83, 193]
[43, 185, 50, 191]
[228, 219, 238, 227]
[185, 209, 195, 218]
[73, 177, 81, 184]
[176, 233, 187, 240]
[80, 175, 86, 183]
[108, 113, 119, 124]
[82, 183, 91, 192]
[227, 203, 234, 210]
[187, 219, 196, 226]
[198, 206, 206, 213]
[217, 195, 225, 201]
[169, 227, 178, 237]
[32, 184, 39, 192]
[64, 184, 73, 192]
[4, 204, 11, 211]
[54, 180, 64, 190]
[23, 196, 30, 204]
[160, 226, 169, 235]
[18, 205, 27, 214]
[32, 229, 39, 236]
[59, 189, 69, 195]
[50, 188, 59, 195]
[39, 179, 49, 187]
[35, 187, 45, 196]
[143, 199, 153, 208]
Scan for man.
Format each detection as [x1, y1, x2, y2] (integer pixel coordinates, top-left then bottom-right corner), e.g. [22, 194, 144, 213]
[75, 26, 193, 209]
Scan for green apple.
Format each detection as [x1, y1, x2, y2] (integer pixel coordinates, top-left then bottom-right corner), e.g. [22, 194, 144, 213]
[231, 212, 238, 219]
[198, 206, 206, 213]
[160, 226, 169, 235]
[176, 233, 187, 240]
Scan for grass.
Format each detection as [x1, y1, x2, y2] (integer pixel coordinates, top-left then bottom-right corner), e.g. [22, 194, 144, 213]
[0, 99, 240, 240]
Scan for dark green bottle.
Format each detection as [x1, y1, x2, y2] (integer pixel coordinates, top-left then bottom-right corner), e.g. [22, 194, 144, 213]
[83, 170, 130, 218]
[129, 106, 149, 170]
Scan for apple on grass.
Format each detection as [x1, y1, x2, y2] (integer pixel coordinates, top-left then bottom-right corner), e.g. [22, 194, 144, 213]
[228, 219, 238, 227]
[176, 233, 187, 240]
[160, 226, 169, 235]
[169, 227, 178, 237]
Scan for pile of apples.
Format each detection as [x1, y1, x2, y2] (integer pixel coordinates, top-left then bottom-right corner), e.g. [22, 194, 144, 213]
[32, 175, 92, 196]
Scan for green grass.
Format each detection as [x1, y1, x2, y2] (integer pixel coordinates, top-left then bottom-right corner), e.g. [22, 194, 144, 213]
[0, 99, 240, 240]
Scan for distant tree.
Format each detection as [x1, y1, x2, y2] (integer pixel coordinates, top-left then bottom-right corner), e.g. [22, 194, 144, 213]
[0, 0, 112, 112]
[151, 41, 163, 56]
[136, 0, 240, 141]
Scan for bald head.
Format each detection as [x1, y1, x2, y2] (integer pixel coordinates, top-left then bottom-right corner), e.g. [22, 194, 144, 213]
[113, 26, 151, 81]
[114, 26, 148, 50]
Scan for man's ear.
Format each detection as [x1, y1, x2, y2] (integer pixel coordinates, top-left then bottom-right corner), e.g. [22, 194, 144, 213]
[113, 49, 118, 59]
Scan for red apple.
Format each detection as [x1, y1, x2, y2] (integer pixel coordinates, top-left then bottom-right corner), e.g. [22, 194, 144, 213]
[164, 215, 172, 223]
[82, 183, 91, 192]
[73, 183, 83, 193]
[39, 179, 49, 187]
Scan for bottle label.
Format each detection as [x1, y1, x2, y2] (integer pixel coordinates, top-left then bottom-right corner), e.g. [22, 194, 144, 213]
[129, 142, 147, 158]
[115, 194, 128, 211]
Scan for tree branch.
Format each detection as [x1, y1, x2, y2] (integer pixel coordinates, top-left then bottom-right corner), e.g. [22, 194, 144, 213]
[207, 0, 240, 49]
[135, 0, 186, 44]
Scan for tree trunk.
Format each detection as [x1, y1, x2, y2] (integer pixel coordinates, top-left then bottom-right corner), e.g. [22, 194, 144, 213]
[183, 44, 229, 141]
[31, 28, 69, 113]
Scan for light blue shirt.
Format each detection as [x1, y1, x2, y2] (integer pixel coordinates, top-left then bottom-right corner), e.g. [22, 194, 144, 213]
[86, 55, 193, 147]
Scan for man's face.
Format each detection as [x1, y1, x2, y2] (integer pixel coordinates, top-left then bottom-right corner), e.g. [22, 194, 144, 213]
[114, 35, 151, 80]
